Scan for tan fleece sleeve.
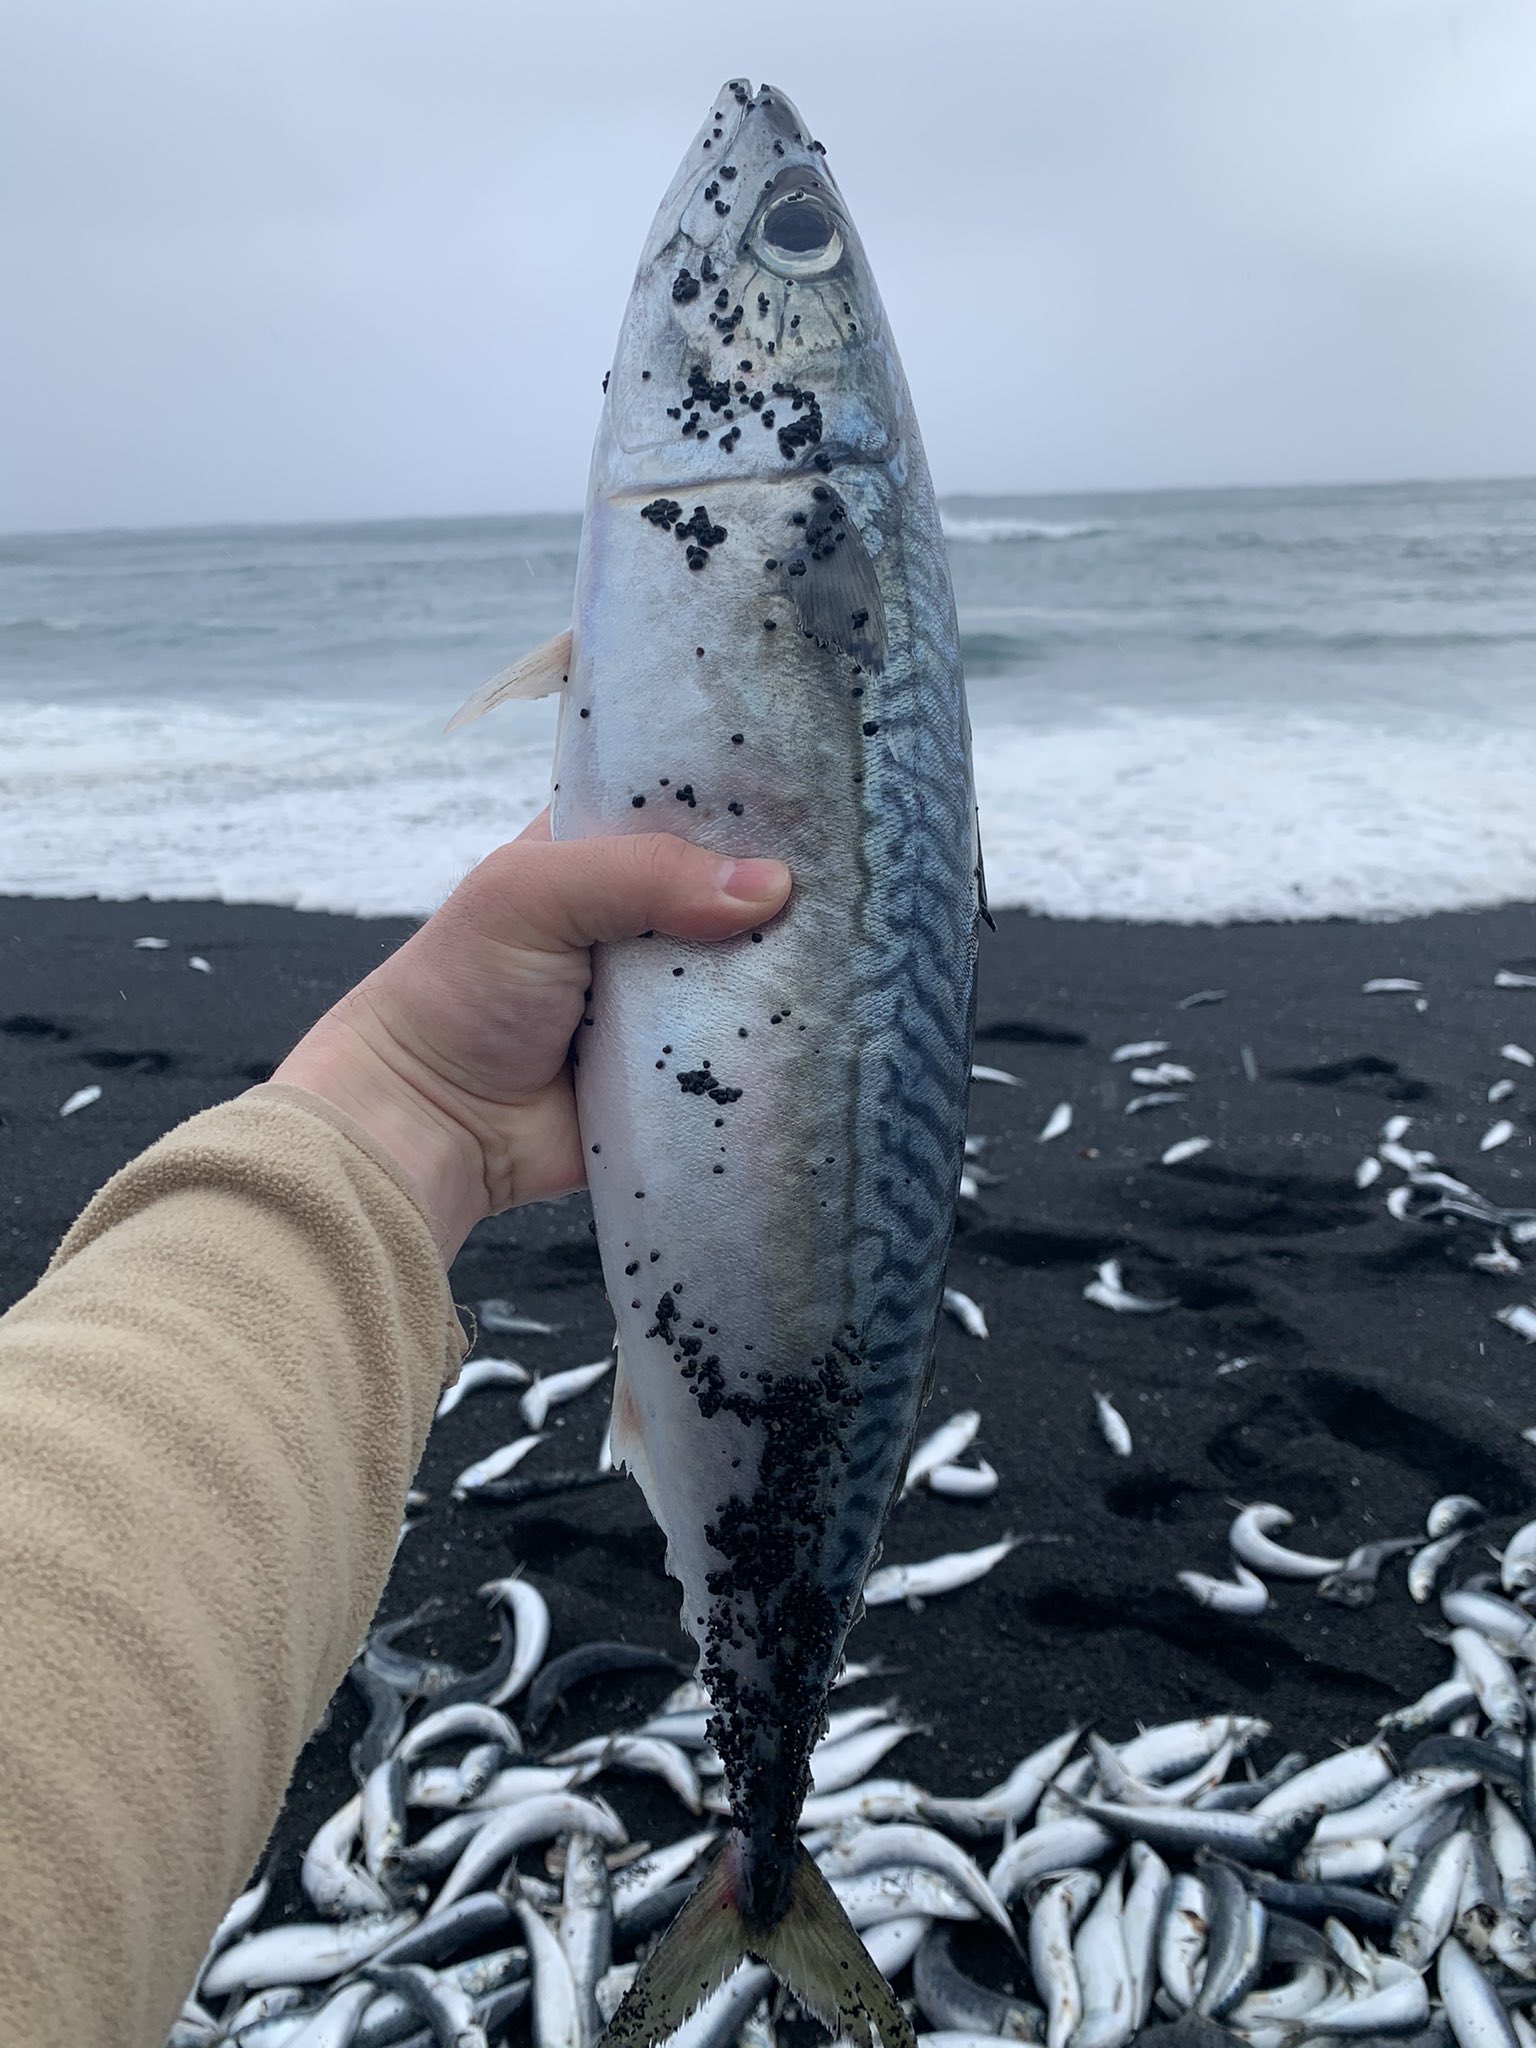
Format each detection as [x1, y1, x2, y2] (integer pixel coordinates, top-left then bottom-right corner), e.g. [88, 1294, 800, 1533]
[0, 1083, 466, 2048]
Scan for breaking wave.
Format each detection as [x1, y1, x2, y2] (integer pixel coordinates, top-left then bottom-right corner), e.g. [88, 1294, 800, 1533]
[941, 515, 1113, 545]
[5, 698, 1534, 926]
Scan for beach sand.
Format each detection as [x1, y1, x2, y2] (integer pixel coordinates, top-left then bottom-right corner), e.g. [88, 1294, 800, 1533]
[3, 891, 1535, 1928]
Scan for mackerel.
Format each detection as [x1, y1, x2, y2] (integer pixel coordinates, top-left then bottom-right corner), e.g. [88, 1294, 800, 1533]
[506, 78, 978, 2048]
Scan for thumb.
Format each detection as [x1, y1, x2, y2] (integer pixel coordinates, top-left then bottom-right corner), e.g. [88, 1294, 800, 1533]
[453, 832, 792, 955]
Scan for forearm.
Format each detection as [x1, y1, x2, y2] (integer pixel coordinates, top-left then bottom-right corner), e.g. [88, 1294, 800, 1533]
[0, 1087, 463, 2048]
[274, 1003, 492, 1262]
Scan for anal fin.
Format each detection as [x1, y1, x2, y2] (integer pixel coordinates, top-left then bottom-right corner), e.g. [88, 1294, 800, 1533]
[445, 628, 573, 732]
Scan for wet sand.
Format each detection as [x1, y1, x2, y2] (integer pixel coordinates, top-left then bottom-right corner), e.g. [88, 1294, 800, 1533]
[3, 890, 1535, 1921]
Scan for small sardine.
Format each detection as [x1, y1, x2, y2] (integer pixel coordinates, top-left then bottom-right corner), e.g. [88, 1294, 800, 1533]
[463, 1764, 586, 1811]
[863, 1538, 1018, 1608]
[816, 1824, 1014, 1940]
[1072, 1858, 1135, 2048]
[1121, 1842, 1171, 2030]
[920, 1727, 1085, 1837]
[475, 1574, 551, 1709]
[360, 1759, 406, 1880]
[1395, 1831, 1475, 1969]
[395, 1702, 521, 1766]
[516, 1895, 583, 2048]
[362, 1964, 485, 2048]
[477, 1300, 558, 1335]
[913, 1923, 1041, 2039]
[941, 1289, 989, 1339]
[1438, 1933, 1519, 2048]
[798, 1779, 936, 1831]
[1088, 1732, 1236, 1810]
[1410, 1533, 1469, 1604]
[201, 1874, 272, 1972]
[1161, 1138, 1211, 1167]
[559, 1831, 615, 2048]
[435, 1355, 531, 1418]
[1083, 1260, 1174, 1315]
[1252, 1743, 1393, 1822]
[902, 1410, 982, 1495]
[1293, 1837, 1388, 1883]
[558, 1734, 704, 1814]
[349, 1661, 410, 1787]
[432, 1792, 625, 1915]
[452, 1433, 547, 1499]
[833, 1867, 980, 1926]
[1485, 1788, 1536, 1920]
[201, 1910, 417, 1997]
[1177, 1564, 1268, 1616]
[1029, 1867, 1101, 2048]
[300, 1792, 392, 1920]
[927, 1459, 1000, 1499]
[1228, 1503, 1344, 1580]
[520, 1354, 614, 1431]
[1430, 1495, 1488, 1538]
[1443, 1586, 1536, 1658]
[1318, 1537, 1422, 1608]
[1451, 1628, 1527, 1730]
[808, 1722, 921, 1794]
[1303, 1962, 1430, 2037]
[371, 1893, 516, 1968]
[1072, 1797, 1323, 1868]
[611, 1832, 719, 1926]
[522, 1643, 681, 1738]
[1194, 1862, 1265, 2019]
[1311, 1768, 1482, 1848]
[1505, 1522, 1536, 1596]
[1156, 1872, 1208, 2011]
[1037, 1103, 1072, 1143]
[989, 1820, 1118, 1906]
[1117, 1718, 1269, 1782]
[1093, 1394, 1132, 1458]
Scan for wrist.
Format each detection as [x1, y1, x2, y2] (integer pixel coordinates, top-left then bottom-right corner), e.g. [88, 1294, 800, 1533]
[272, 1010, 490, 1264]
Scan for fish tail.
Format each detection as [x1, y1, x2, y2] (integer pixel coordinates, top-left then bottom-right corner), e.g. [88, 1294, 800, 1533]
[598, 1833, 915, 2048]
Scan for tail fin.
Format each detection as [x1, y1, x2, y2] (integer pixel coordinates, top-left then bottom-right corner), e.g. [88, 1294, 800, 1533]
[599, 1833, 915, 2048]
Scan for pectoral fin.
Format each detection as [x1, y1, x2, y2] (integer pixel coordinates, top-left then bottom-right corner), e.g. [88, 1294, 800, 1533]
[445, 629, 573, 732]
[780, 491, 885, 674]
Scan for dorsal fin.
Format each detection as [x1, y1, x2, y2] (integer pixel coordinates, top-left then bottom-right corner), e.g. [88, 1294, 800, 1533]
[445, 629, 573, 733]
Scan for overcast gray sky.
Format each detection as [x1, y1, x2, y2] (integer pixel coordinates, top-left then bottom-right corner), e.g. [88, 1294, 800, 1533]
[3, 0, 1534, 532]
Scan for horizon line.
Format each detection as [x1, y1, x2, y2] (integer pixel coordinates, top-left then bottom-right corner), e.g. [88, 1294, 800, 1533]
[4, 468, 1534, 547]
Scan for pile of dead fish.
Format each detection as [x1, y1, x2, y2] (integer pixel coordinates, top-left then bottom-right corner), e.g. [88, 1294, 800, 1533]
[174, 1424, 1536, 2048]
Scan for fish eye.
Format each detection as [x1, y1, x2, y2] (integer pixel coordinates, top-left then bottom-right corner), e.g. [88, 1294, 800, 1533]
[764, 198, 832, 254]
[757, 193, 844, 277]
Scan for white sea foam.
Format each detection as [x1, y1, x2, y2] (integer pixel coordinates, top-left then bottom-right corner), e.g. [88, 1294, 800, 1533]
[4, 699, 1533, 925]
[939, 515, 1113, 544]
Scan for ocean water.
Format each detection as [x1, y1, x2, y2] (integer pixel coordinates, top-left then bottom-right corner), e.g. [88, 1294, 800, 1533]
[3, 477, 1534, 923]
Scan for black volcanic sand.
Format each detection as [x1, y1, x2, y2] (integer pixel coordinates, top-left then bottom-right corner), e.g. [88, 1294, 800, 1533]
[4, 891, 1536, 1940]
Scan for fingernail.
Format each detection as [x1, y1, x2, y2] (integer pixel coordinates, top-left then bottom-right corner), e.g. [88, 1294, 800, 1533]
[717, 857, 790, 903]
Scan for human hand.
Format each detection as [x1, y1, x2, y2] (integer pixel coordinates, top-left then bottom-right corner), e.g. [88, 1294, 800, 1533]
[273, 812, 791, 1261]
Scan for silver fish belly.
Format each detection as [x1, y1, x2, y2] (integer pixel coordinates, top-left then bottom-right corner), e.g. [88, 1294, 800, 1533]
[551, 77, 978, 2048]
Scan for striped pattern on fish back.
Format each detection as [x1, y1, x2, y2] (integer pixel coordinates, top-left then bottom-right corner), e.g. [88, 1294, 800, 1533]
[818, 454, 979, 1606]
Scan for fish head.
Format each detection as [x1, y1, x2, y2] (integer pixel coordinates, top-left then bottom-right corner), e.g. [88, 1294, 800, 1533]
[597, 79, 907, 497]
